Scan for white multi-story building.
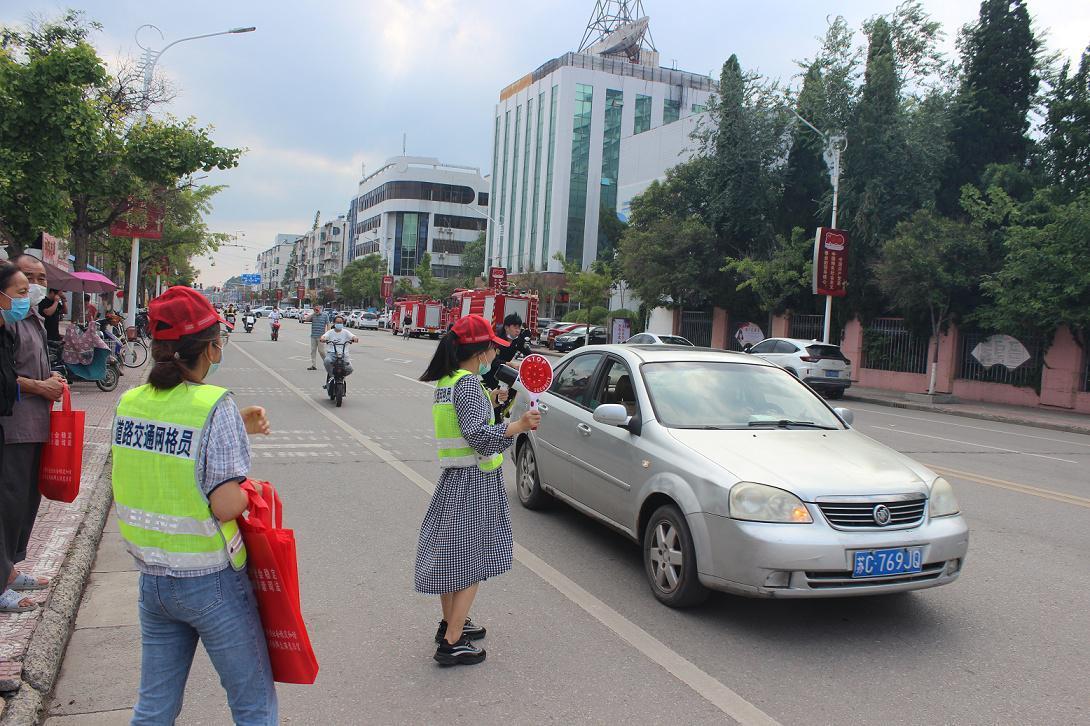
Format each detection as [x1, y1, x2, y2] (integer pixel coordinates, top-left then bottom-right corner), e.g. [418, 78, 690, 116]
[293, 217, 348, 297]
[347, 156, 490, 280]
[256, 234, 300, 293]
[487, 14, 713, 274]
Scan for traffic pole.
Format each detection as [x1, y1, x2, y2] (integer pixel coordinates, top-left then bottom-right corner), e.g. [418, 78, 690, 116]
[126, 236, 140, 328]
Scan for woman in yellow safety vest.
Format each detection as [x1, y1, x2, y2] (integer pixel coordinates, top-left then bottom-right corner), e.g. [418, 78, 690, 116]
[416, 314, 540, 666]
[112, 286, 277, 724]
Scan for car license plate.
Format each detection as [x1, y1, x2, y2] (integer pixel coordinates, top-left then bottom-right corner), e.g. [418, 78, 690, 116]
[852, 547, 924, 578]
[824, 370, 840, 377]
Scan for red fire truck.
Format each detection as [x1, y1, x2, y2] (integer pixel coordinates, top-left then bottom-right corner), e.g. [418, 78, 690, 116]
[447, 289, 539, 339]
[392, 296, 446, 339]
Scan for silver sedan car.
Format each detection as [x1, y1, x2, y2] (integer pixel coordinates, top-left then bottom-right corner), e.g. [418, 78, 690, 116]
[511, 345, 968, 606]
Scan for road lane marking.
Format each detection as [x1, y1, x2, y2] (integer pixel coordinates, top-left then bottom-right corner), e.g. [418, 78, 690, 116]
[232, 340, 780, 726]
[250, 443, 331, 449]
[395, 373, 431, 388]
[928, 464, 1090, 510]
[856, 406, 1090, 448]
[862, 425, 1079, 464]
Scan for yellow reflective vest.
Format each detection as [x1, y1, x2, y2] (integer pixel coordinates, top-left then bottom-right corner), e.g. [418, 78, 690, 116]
[112, 383, 246, 573]
[433, 370, 503, 472]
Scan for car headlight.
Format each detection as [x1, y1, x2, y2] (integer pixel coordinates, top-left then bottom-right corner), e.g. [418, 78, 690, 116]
[929, 476, 960, 517]
[729, 482, 813, 523]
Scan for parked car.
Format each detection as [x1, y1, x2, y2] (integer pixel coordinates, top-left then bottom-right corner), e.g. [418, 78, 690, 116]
[299, 308, 314, 323]
[745, 338, 852, 399]
[534, 318, 555, 344]
[378, 311, 392, 329]
[358, 311, 379, 330]
[625, 333, 694, 346]
[554, 326, 607, 353]
[510, 345, 968, 606]
[545, 322, 582, 348]
[345, 310, 363, 327]
[249, 306, 276, 318]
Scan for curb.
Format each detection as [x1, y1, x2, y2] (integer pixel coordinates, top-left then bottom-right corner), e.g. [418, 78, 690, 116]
[842, 393, 1090, 436]
[0, 455, 113, 726]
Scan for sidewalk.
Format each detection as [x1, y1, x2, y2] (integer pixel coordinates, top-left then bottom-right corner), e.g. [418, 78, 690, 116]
[0, 371, 139, 725]
[843, 385, 1090, 435]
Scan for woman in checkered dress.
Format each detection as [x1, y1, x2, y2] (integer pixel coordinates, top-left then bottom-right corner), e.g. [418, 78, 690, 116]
[416, 314, 540, 666]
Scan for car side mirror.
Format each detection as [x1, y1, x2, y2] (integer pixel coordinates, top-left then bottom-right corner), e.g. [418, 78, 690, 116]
[833, 407, 854, 426]
[593, 403, 631, 428]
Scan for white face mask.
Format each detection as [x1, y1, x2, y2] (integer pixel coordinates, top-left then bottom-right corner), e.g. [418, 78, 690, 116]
[28, 284, 47, 307]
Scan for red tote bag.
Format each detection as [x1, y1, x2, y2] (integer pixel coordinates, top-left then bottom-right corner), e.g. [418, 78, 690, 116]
[38, 385, 85, 503]
[238, 480, 319, 684]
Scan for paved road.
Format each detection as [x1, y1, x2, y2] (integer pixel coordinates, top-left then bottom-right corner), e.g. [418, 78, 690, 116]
[48, 319, 1090, 725]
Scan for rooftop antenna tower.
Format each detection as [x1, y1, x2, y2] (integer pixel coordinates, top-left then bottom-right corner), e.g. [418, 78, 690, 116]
[578, 0, 657, 64]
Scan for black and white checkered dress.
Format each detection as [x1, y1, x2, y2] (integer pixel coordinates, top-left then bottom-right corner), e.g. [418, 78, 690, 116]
[414, 374, 515, 595]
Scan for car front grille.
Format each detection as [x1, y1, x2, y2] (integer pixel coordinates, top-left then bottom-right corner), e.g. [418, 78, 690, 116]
[804, 563, 946, 589]
[818, 497, 926, 529]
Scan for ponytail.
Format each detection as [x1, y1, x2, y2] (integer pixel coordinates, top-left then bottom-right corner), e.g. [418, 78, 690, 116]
[147, 324, 221, 390]
[420, 330, 490, 382]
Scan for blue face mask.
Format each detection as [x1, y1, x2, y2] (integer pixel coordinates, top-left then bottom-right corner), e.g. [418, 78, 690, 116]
[334, 323, 344, 331]
[206, 344, 223, 378]
[1, 292, 31, 325]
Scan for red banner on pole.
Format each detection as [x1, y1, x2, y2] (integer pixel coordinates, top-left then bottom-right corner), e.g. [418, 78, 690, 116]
[381, 275, 394, 301]
[812, 227, 848, 297]
[276, 288, 283, 301]
[489, 266, 507, 290]
[297, 286, 305, 303]
[109, 199, 165, 239]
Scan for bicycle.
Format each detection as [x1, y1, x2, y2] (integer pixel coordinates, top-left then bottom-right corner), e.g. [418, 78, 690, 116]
[96, 319, 149, 368]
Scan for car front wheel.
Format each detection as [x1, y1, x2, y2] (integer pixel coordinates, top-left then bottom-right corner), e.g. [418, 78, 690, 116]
[643, 504, 708, 608]
[516, 442, 551, 510]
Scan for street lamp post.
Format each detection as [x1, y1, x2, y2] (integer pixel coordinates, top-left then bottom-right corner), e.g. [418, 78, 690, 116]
[465, 206, 504, 279]
[125, 24, 256, 328]
[793, 111, 847, 345]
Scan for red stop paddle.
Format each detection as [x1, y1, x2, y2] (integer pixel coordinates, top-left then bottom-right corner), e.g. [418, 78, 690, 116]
[517, 354, 554, 429]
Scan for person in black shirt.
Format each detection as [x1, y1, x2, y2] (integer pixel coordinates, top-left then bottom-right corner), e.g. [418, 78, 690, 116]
[38, 288, 66, 344]
[483, 313, 533, 420]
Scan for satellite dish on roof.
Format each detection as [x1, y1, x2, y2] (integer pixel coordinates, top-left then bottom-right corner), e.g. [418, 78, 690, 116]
[586, 17, 649, 58]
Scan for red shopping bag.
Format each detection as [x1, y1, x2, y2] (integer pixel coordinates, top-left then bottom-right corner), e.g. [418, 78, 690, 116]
[238, 480, 319, 684]
[38, 385, 85, 502]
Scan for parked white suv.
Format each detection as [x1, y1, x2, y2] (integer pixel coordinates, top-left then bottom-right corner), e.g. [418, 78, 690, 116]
[745, 338, 852, 398]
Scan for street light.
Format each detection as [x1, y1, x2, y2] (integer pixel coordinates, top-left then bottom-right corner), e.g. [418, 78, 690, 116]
[464, 205, 504, 278]
[124, 23, 256, 328]
[793, 110, 846, 344]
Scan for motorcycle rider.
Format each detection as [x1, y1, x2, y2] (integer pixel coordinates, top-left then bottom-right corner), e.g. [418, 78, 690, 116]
[268, 308, 282, 341]
[319, 315, 357, 390]
[243, 311, 256, 333]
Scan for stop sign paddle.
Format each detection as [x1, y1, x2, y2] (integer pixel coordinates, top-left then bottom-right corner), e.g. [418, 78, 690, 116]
[517, 354, 553, 428]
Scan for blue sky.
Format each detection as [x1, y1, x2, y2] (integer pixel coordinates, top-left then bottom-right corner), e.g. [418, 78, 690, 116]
[3, 1, 1087, 285]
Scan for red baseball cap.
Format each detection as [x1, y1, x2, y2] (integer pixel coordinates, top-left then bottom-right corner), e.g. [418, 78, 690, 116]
[451, 314, 509, 347]
[148, 286, 231, 340]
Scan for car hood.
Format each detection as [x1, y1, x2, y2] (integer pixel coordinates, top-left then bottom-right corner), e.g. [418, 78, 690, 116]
[666, 428, 933, 500]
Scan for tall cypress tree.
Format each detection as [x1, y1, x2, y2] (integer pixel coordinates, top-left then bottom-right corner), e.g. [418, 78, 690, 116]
[842, 17, 908, 318]
[778, 65, 829, 234]
[938, 0, 1040, 214]
[1042, 46, 1090, 199]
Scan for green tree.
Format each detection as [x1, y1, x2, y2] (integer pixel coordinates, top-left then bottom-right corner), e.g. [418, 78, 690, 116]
[937, 0, 1041, 214]
[1042, 46, 1090, 199]
[976, 191, 1090, 347]
[874, 210, 987, 393]
[460, 232, 485, 287]
[723, 227, 813, 315]
[338, 254, 384, 306]
[553, 251, 611, 335]
[416, 251, 439, 298]
[618, 212, 718, 309]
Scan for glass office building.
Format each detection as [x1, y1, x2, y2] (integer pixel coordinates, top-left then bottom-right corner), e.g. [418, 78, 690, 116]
[487, 51, 713, 274]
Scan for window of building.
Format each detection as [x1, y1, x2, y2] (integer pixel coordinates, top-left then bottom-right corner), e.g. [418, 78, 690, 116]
[478, 191, 489, 207]
[488, 114, 499, 258]
[498, 110, 510, 267]
[600, 89, 623, 251]
[394, 211, 428, 277]
[518, 97, 532, 272]
[529, 89, 545, 271]
[691, 103, 706, 113]
[354, 181, 475, 213]
[634, 94, 652, 134]
[565, 83, 594, 266]
[432, 214, 486, 232]
[664, 99, 681, 124]
[509, 104, 521, 271]
[542, 84, 559, 271]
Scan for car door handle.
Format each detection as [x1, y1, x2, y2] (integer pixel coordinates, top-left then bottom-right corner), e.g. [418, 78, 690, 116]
[577, 423, 592, 436]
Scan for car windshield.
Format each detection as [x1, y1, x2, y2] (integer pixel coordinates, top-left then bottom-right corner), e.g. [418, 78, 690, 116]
[641, 361, 844, 429]
[659, 336, 693, 346]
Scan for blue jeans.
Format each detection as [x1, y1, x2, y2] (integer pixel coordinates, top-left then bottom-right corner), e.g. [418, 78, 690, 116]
[133, 567, 278, 725]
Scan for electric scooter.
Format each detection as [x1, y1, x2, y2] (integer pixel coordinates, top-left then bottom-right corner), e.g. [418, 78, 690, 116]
[326, 341, 350, 407]
[270, 319, 281, 341]
[243, 314, 255, 333]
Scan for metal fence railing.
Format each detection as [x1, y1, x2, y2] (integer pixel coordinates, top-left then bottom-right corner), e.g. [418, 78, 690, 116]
[680, 310, 712, 347]
[861, 318, 929, 374]
[789, 314, 840, 345]
[956, 331, 1045, 389]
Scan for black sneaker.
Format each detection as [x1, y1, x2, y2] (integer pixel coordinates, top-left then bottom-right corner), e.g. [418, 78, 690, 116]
[434, 617, 486, 643]
[434, 636, 486, 666]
